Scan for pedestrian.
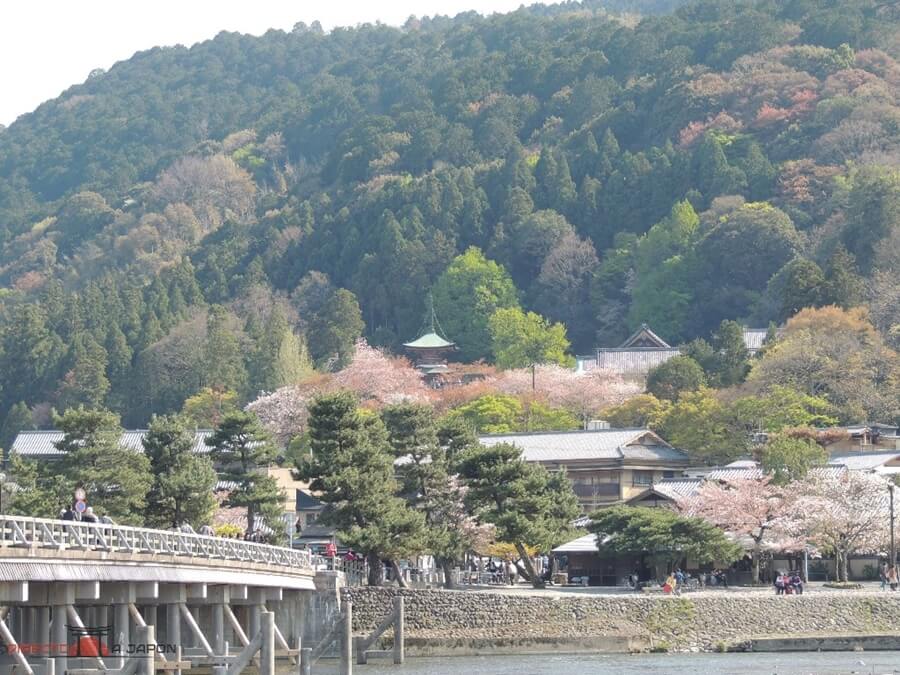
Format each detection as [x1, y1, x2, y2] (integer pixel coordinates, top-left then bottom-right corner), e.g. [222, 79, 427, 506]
[61, 505, 75, 521]
[889, 565, 898, 591]
[664, 573, 676, 594]
[81, 506, 98, 524]
[506, 559, 517, 586]
[880, 561, 889, 591]
[774, 572, 785, 595]
[199, 524, 215, 536]
[790, 571, 803, 595]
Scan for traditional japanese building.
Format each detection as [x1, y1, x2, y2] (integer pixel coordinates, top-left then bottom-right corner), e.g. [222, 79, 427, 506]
[403, 298, 456, 383]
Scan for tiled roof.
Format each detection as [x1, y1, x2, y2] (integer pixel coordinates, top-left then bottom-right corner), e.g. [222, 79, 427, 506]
[403, 332, 455, 349]
[552, 533, 601, 553]
[594, 348, 681, 375]
[12, 429, 214, 458]
[828, 452, 900, 472]
[478, 429, 688, 464]
[652, 478, 704, 500]
[620, 325, 672, 349]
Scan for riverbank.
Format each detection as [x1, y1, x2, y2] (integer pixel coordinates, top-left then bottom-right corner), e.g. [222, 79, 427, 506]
[342, 587, 900, 653]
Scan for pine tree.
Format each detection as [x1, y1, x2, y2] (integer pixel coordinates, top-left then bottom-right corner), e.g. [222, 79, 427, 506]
[298, 392, 426, 585]
[824, 245, 864, 308]
[207, 411, 282, 538]
[382, 403, 477, 587]
[143, 414, 217, 529]
[54, 407, 152, 524]
[455, 442, 580, 588]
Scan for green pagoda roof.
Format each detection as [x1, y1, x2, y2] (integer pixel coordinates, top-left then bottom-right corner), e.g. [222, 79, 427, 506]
[403, 332, 455, 349]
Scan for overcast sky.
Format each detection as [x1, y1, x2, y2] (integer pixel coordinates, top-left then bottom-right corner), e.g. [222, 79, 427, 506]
[0, 0, 527, 126]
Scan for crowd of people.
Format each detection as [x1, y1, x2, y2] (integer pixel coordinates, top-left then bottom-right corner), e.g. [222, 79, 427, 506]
[774, 571, 804, 595]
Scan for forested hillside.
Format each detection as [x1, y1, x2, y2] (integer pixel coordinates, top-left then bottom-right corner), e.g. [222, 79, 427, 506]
[0, 0, 898, 432]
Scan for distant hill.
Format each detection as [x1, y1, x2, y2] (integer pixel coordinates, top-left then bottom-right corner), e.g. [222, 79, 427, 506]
[0, 0, 897, 427]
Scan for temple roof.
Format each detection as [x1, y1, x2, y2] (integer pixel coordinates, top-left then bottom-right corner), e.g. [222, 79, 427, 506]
[403, 332, 455, 349]
[620, 323, 672, 349]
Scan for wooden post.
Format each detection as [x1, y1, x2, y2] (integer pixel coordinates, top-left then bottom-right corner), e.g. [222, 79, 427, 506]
[212, 604, 225, 654]
[341, 601, 352, 675]
[115, 603, 130, 669]
[355, 635, 367, 664]
[299, 647, 312, 675]
[138, 624, 155, 675]
[260, 611, 275, 675]
[393, 596, 404, 664]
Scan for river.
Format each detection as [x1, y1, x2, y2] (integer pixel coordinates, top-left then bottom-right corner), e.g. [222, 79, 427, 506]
[308, 652, 900, 674]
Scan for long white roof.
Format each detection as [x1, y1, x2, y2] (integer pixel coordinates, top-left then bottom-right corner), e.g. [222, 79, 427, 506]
[12, 430, 214, 458]
[478, 429, 688, 464]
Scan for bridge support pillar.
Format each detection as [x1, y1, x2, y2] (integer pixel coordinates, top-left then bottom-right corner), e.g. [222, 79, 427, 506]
[166, 603, 182, 674]
[51, 604, 67, 675]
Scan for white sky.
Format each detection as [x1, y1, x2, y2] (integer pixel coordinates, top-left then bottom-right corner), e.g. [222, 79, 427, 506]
[0, 0, 527, 126]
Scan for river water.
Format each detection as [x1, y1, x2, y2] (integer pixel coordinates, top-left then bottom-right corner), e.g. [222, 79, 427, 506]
[308, 652, 900, 674]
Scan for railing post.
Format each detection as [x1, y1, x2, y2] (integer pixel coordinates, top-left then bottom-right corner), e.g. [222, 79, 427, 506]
[341, 601, 352, 675]
[393, 596, 404, 664]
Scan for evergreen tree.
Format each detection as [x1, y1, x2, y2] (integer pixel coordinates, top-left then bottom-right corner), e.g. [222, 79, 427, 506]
[54, 407, 152, 524]
[0, 304, 65, 408]
[306, 289, 365, 368]
[207, 411, 283, 538]
[143, 414, 217, 529]
[298, 392, 426, 586]
[203, 305, 248, 395]
[710, 320, 751, 386]
[824, 245, 864, 308]
[382, 403, 472, 587]
[645, 355, 707, 401]
[1, 402, 33, 459]
[57, 333, 110, 411]
[456, 442, 580, 588]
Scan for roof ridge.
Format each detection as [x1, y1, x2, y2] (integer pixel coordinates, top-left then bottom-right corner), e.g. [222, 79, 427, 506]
[479, 427, 651, 438]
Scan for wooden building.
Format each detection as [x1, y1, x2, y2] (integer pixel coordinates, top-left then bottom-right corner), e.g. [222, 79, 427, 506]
[478, 428, 689, 512]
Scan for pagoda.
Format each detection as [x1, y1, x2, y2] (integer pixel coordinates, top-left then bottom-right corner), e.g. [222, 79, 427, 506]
[403, 296, 456, 381]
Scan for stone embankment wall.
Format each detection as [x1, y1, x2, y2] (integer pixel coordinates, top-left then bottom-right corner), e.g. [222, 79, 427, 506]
[343, 587, 900, 652]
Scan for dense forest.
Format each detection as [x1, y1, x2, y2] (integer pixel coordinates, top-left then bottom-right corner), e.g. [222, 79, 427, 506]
[0, 0, 898, 435]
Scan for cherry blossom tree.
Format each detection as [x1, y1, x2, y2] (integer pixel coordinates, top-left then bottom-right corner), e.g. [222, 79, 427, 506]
[331, 339, 430, 406]
[789, 470, 890, 582]
[683, 476, 799, 584]
[246, 384, 312, 445]
[494, 364, 639, 425]
[247, 340, 430, 441]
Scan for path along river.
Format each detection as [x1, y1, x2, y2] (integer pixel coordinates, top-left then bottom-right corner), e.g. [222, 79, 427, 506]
[308, 652, 900, 674]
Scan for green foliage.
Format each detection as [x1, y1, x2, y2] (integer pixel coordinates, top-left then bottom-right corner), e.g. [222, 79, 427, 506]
[730, 385, 837, 433]
[601, 394, 672, 429]
[488, 307, 573, 369]
[207, 410, 282, 536]
[300, 393, 426, 583]
[646, 356, 707, 401]
[143, 414, 217, 528]
[4, 453, 71, 518]
[53, 407, 152, 524]
[759, 435, 828, 485]
[456, 442, 580, 585]
[432, 248, 519, 362]
[658, 389, 745, 465]
[446, 395, 523, 434]
[589, 506, 741, 568]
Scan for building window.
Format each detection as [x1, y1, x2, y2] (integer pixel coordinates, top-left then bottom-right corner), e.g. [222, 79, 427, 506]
[663, 471, 675, 479]
[632, 470, 653, 487]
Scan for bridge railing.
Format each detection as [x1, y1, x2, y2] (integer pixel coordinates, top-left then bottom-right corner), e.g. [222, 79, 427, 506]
[0, 515, 312, 571]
